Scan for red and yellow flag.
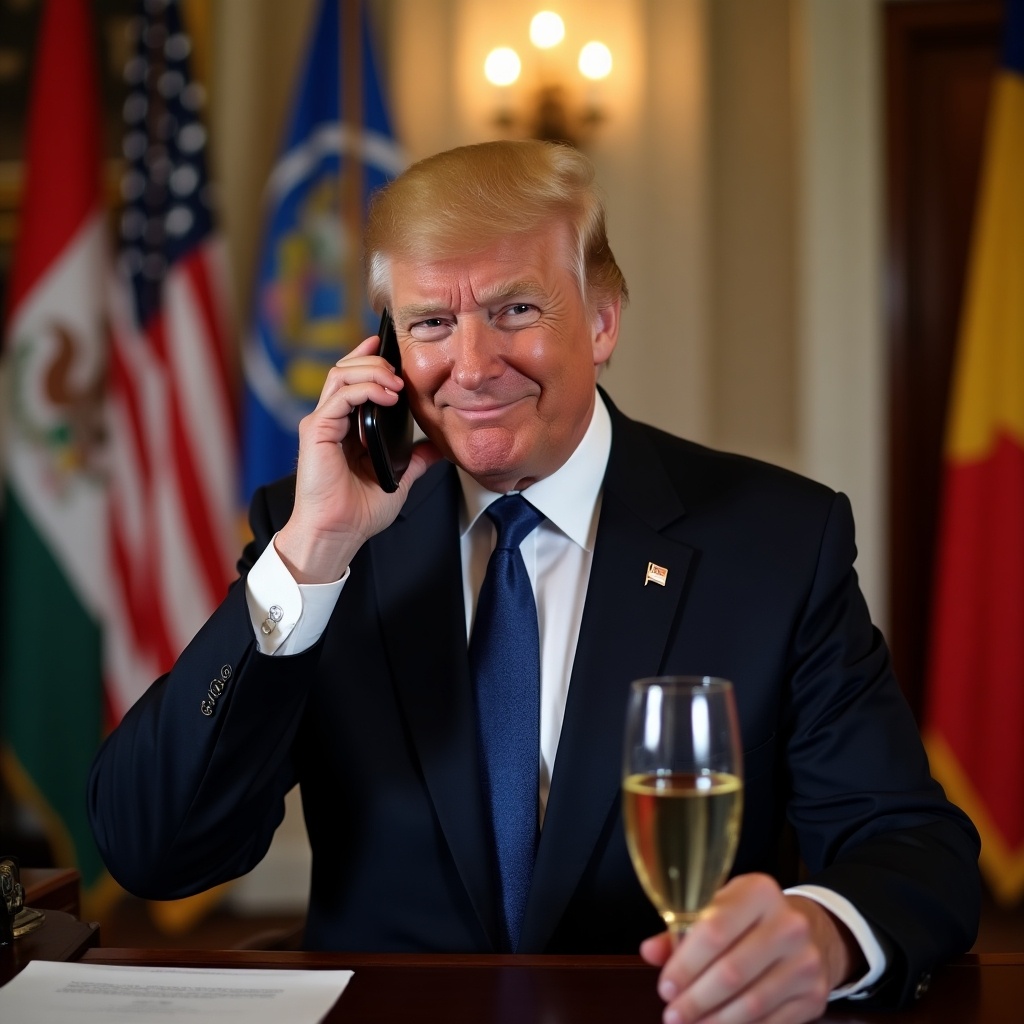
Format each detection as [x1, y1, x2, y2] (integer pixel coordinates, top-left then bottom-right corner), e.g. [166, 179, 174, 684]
[923, 0, 1024, 906]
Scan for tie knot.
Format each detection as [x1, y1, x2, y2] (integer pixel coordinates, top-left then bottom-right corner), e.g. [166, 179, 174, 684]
[486, 494, 544, 551]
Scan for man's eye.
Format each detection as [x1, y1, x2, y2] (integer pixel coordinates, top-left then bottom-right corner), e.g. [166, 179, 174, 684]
[497, 303, 541, 325]
[408, 317, 450, 341]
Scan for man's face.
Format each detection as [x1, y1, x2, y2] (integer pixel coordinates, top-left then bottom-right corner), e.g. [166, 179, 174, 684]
[389, 221, 620, 493]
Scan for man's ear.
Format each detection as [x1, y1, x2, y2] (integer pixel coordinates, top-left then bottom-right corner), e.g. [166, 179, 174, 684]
[592, 296, 621, 368]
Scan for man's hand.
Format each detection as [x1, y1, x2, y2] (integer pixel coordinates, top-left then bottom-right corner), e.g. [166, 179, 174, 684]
[275, 334, 443, 584]
[639, 874, 866, 1024]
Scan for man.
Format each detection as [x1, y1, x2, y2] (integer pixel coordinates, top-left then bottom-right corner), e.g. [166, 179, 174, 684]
[89, 140, 979, 1023]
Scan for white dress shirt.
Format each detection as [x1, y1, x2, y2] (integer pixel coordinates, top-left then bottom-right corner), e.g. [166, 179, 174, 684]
[243, 390, 884, 998]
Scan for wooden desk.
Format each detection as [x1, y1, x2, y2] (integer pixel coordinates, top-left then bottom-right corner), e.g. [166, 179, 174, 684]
[79, 949, 1024, 1023]
[0, 867, 98, 986]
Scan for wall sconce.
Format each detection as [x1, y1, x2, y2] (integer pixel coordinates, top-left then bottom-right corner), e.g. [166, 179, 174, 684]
[484, 10, 613, 148]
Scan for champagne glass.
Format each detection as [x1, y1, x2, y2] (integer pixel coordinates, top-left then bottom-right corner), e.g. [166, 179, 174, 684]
[622, 676, 744, 939]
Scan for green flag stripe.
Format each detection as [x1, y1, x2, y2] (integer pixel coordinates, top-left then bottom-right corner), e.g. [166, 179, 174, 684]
[1, 483, 105, 887]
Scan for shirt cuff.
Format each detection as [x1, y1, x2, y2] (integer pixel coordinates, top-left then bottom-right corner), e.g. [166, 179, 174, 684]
[245, 532, 348, 656]
[784, 884, 887, 1001]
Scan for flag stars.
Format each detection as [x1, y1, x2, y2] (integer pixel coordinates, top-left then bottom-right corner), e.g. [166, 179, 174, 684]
[158, 69, 184, 98]
[165, 32, 191, 60]
[170, 164, 199, 196]
[118, 1, 215, 325]
[165, 207, 194, 237]
[178, 123, 206, 153]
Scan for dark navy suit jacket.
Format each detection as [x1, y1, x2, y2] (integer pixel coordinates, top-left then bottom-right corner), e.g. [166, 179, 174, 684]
[88, 396, 979, 1007]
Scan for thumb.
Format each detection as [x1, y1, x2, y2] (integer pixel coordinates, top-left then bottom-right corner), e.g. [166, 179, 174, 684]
[397, 439, 445, 492]
[640, 931, 674, 967]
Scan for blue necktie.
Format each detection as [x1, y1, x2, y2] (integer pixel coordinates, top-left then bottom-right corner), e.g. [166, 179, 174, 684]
[469, 494, 545, 952]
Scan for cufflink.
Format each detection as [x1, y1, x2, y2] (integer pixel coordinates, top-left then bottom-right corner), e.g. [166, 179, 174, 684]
[260, 604, 284, 636]
[201, 664, 233, 717]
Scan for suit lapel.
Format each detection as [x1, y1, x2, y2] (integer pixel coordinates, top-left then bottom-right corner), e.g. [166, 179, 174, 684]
[370, 463, 500, 947]
[520, 408, 694, 950]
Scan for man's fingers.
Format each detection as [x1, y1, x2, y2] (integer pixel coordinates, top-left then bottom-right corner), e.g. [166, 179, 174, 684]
[653, 875, 833, 1024]
[315, 362, 403, 412]
[664, 922, 825, 1023]
[640, 932, 674, 967]
[660, 877, 779, 991]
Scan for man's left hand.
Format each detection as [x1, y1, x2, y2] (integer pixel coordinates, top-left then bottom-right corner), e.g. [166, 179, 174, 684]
[640, 873, 865, 1024]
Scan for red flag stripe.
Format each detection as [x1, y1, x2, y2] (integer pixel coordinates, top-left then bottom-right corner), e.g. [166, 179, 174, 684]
[925, 433, 1024, 849]
[184, 248, 236, 421]
[5, 0, 100, 318]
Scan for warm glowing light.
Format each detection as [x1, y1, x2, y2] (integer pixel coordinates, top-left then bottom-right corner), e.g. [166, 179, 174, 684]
[484, 47, 522, 87]
[530, 11, 565, 49]
[578, 41, 612, 81]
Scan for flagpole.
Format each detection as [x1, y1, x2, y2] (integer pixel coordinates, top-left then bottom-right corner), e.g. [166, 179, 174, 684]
[341, 0, 367, 336]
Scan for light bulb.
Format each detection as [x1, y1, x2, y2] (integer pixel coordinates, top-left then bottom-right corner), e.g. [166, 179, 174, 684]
[578, 41, 612, 81]
[530, 11, 565, 50]
[484, 47, 522, 87]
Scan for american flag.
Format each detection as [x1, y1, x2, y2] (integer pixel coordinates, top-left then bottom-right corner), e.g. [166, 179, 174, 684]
[105, 0, 237, 722]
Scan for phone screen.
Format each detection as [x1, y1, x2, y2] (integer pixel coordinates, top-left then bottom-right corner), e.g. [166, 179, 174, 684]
[357, 308, 413, 492]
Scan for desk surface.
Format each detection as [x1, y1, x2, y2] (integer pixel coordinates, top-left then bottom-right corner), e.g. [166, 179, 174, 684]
[79, 949, 1024, 1023]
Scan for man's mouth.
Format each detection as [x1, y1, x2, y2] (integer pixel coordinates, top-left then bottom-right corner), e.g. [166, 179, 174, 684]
[444, 397, 529, 421]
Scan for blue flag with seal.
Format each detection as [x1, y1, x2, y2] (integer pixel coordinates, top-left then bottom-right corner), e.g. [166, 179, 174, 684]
[242, 0, 405, 501]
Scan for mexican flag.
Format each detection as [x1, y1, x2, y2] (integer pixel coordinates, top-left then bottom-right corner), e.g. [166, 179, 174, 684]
[1, 0, 111, 906]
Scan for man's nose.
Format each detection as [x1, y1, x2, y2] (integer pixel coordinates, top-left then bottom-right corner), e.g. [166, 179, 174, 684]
[451, 318, 501, 389]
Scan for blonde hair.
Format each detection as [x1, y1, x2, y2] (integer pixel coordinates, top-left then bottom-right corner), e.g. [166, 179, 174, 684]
[364, 140, 628, 311]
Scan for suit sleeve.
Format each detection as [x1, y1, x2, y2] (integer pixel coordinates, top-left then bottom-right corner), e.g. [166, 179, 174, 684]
[87, 483, 320, 900]
[784, 492, 981, 1006]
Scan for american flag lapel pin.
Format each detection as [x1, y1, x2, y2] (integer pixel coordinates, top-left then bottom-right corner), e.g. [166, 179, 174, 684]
[645, 562, 668, 587]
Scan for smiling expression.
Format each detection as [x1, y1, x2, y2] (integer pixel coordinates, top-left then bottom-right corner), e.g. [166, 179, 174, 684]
[388, 221, 620, 493]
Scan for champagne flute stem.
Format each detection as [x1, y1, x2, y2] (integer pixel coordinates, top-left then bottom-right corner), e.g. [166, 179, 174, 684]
[668, 918, 692, 947]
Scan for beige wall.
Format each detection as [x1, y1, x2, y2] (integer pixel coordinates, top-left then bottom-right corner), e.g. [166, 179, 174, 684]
[708, 0, 797, 467]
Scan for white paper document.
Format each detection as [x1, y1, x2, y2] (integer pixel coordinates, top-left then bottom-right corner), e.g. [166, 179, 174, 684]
[0, 960, 353, 1023]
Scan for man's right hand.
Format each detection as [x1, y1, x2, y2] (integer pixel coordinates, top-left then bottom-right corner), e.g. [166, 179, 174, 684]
[639, 875, 860, 1024]
[274, 334, 443, 584]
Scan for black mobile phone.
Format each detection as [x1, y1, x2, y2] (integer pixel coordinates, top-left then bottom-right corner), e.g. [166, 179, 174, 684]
[357, 307, 413, 493]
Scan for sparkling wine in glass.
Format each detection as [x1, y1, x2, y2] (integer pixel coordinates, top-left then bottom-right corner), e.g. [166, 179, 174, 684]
[622, 676, 744, 939]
